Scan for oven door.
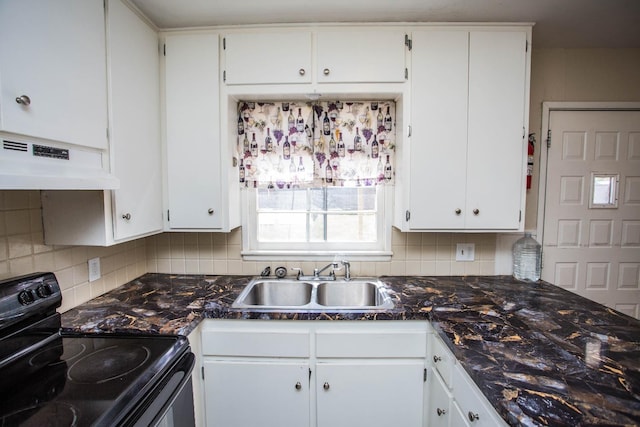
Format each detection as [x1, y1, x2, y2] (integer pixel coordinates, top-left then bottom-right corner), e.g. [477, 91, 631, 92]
[127, 351, 196, 427]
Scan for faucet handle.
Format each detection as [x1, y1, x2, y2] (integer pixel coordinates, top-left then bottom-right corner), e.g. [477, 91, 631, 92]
[291, 267, 304, 279]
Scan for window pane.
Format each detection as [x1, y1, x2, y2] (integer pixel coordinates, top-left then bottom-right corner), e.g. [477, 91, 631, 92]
[326, 187, 377, 211]
[309, 188, 326, 211]
[591, 174, 618, 208]
[326, 214, 377, 242]
[258, 212, 308, 242]
[258, 189, 307, 211]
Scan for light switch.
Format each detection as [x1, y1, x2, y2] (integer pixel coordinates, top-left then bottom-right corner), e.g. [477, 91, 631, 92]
[455, 243, 475, 262]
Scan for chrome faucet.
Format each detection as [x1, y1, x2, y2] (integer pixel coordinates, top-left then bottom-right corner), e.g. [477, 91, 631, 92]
[292, 260, 350, 281]
[313, 262, 338, 280]
[341, 260, 351, 281]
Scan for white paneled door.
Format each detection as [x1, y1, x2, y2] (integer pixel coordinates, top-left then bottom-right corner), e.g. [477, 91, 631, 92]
[542, 110, 640, 318]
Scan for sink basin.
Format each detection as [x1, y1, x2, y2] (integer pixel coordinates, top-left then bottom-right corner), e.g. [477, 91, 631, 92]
[231, 278, 394, 311]
[240, 280, 313, 306]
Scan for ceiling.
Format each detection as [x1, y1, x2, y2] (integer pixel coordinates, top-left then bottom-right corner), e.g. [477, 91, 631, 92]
[129, 0, 640, 48]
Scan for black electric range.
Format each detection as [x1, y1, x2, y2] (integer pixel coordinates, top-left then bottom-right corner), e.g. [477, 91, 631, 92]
[0, 273, 195, 427]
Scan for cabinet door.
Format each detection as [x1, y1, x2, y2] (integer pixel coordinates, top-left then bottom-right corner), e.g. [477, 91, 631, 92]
[316, 361, 424, 427]
[452, 364, 508, 427]
[107, 0, 162, 241]
[0, 0, 107, 149]
[408, 30, 468, 229]
[203, 360, 310, 427]
[428, 368, 453, 427]
[224, 31, 312, 85]
[316, 30, 406, 83]
[165, 33, 222, 228]
[465, 30, 527, 229]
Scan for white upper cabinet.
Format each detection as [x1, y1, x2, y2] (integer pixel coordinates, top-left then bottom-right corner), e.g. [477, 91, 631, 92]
[316, 30, 406, 83]
[41, 0, 163, 246]
[0, 0, 108, 149]
[224, 31, 312, 85]
[107, 0, 163, 241]
[222, 28, 407, 85]
[399, 27, 530, 231]
[165, 33, 240, 231]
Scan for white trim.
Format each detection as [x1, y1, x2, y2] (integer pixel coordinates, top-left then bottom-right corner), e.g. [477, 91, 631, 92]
[537, 101, 640, 252]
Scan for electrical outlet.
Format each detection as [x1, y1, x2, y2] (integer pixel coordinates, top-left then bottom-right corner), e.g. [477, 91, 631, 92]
[455, 243, 475, 262]
[88, 257, 101, 282]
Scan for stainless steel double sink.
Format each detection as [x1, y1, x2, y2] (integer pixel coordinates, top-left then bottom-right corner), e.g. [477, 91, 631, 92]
[231, 278, 394, 311]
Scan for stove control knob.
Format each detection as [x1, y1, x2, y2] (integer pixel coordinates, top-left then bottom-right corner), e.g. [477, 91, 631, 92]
[18, 289, 35, 305]
[36, 284, 53, 298]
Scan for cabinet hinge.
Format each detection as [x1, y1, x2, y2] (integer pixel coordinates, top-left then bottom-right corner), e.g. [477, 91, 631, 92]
[201, 366, 205, 380]
[526, 40, 529, 52]
[546, 129, 552, 148]
[405, 68, 409, 80]
[223, 70, 226, 82]
[523, 127, 526, 139]
[519, 210, 522, 222]
[405, 34, 412, 51]
[223, 37, 226, 50]
[405, 210, 410, 222]
[309, 368, 312, 381]
[423, 368, 427, 382]
[163, 43, 166, 57]
[167, 209, 170, 221]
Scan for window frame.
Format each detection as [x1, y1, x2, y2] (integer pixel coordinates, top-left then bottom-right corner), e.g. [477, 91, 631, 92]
[241, 186, 393, 261]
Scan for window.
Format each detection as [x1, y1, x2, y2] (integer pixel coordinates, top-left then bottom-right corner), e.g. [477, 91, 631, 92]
[238, 100, 396, 260]
[242, 186, 392, 260]
[590, 173, 619, 208]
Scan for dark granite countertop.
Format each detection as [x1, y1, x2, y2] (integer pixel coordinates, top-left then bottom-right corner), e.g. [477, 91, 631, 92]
[61, 273, 640, 426]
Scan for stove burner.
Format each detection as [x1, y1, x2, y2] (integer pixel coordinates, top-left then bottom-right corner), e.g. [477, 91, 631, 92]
[67, 344, 151, 384]
[2, 402, 78, 427]
[29, 342, 86, 368]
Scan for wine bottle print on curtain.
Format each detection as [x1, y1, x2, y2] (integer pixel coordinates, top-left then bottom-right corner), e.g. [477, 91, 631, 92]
[237, 100, 396, 188]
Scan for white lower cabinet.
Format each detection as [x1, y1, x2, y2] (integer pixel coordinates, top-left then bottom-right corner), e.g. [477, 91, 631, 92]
[201, 320, 427, 427]
[428, 334, 508, 427]
[203, 360, 310, 427]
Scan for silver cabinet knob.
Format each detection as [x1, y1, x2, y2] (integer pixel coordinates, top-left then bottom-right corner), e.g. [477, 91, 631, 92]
[299, 68, 305, 76]
[208, 208, 214, 215]
[433, 355, 442, 363]
[323, 68, 330, 76]
[468, 411, 479, 422]
[15, 95, 31, 105]
[122, 213, 131, 220]
[323, 382, 330, 390]
[473, 209, 480, 215]
[295, 382, 302, 390]
[437, 408, 447, 416]
[455, 208, 462, 215]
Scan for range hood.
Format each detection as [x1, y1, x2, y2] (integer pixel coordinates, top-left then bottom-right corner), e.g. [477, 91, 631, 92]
[0, 139, 120, 190]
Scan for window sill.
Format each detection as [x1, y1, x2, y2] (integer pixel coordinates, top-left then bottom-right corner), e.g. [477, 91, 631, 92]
[241, 250, 393, 262]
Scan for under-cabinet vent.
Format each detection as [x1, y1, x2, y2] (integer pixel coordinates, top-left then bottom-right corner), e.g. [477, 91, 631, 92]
[2, 140, 28, 152]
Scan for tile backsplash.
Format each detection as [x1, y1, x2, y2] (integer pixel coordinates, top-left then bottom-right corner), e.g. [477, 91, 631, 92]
[0, 190, 147, 312]
[1, 190, 497, 313]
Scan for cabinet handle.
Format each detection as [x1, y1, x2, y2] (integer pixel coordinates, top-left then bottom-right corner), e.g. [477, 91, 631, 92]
[433, 355, 442, 363]
[15, 95, 31, 105]
[468, 411, 479, 422]
[299, 68, 306, 76]
[122, 213, 131, 220]
[295, 382, 302, 390]
[437, 408, 447, 416]
[323, 382, 330, 390]
[208, 208, 214, 215]
[323, 68, 330, 76]
[455, 208, 462, 215]
[473, 209, 480, 215]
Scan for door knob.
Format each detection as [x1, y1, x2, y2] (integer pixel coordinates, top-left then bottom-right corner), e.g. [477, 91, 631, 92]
[122, 213, 131, 220]
[323, 68, 330, 76]
[323, 382, 330, 390]
[473, 209, 480, 215]
[455, 208, 462, 215]
[295, 382, 302, 390]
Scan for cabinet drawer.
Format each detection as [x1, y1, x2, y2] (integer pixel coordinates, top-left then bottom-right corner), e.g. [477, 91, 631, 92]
[316, 329, 426, 358]
[453, 364, 507, 427]
[202, 327, 310, 358]
[431, 334, 456, 388]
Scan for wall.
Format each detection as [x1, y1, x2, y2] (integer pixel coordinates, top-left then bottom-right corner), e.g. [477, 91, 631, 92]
[145, 229, 497, 277]
[525, 48, 640, 230]
[0, 190, 147, 312]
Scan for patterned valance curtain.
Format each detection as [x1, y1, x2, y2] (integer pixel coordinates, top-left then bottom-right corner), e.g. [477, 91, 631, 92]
[236, 100, 396, 189]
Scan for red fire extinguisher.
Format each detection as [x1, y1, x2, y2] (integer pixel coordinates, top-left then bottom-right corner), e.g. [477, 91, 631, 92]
[527, 133, 535, 190]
